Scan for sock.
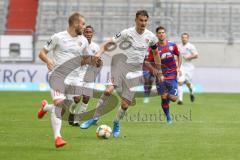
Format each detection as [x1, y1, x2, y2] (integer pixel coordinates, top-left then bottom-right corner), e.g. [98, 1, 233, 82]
[178, 85, 183, 101]
[79, 102, 88, 113]
[114, 106, 127, 122]
[43, 104, 54, 112]
[69, 101, 78, 114]
[93, 94, 109, 119]
[187, 83, 194, 95]
[74, 102, 88, 123]
[51, 99, 72, 139]
[51, 106, 62, 139]
[144, 83, 151, 98]
[189, 85, 193, 95]
[161, 98, 170, 120]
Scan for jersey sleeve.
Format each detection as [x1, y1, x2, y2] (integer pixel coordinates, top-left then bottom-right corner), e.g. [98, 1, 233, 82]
[112, 29, 128, 43]
[44, 34, 58, 51]
[190, 44, 198, 55]
[147, 48, 154, 62]
[173, 44, 180, 56]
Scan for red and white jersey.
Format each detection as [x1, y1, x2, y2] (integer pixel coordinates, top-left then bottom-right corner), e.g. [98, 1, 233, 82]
[178, 42, 198, 70]
[44, 30, 89, 78]
[112, 27, 158, 64]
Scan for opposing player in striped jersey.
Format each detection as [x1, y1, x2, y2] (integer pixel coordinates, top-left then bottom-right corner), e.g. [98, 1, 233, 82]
[145, 26, 182, 124]
[37, 13, 100, 148]
[177, 33, 199, 105]
[80, 10, 162, 137]
[68, 25, 100, 126]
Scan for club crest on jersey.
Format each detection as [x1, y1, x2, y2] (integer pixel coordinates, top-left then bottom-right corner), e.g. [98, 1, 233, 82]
[115, 32, 121, 38]
[169, 46, 173, 51]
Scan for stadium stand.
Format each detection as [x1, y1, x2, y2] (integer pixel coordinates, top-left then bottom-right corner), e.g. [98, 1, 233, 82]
[35, 0, 240, 41]
[6, 0, 38, 34]
[0, 0, 9, 34]
[0, 0, 238, 66]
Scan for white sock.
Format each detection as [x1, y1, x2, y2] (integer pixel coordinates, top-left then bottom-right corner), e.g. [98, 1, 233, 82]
[93, 94, 109, 119]
[69, 101, 78, 114]
[74, 102, 88, 123]
[51, 106, 62, 139]
[178, 85, 183, 101]
[79, 102, 88, 113]
[114, 106, 126, 122]
[43, 104, 54, 112]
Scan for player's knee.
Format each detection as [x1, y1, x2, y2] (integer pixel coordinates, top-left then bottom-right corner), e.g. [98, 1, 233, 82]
[121, 99, 130, 110]
[161, 94, 168, 100]
[82, 95, 90, 104]
[169, 95, 177, 102]
[104, 86, 114, 96]
[178, 82, 184, 86]
[53, 99, 64, 106]
[104, 90, 111, 96]
[73, 96, 81, 104]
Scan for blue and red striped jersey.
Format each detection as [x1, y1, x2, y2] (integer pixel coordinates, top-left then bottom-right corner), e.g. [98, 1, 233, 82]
[147, 41, 180, 79]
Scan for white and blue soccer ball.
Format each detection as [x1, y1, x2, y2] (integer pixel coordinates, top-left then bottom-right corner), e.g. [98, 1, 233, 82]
[96, 124, 112, 139]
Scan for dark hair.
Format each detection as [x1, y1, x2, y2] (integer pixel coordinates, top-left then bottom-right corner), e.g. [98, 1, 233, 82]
[136, 10, 149, 19]
[181, 32, 189, 37]
[84, 25, 94, 32]
[68, 12, 84, 26]
[156, 26, 166, 33]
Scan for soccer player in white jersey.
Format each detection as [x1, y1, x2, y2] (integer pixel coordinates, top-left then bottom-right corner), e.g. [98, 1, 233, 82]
[37, 12, 99, 148]
[68, 25, 100, 126]
[80, 10, 162, 138]
[84, 25, 100, 56]
[177, 33, 199, 105]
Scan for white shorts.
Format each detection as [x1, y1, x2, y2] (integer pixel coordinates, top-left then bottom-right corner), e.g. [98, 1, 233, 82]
[178, 68, 194, 84]
[50, 89, 66, 100]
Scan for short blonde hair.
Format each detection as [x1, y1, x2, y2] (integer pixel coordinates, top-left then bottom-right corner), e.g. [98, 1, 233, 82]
[68, 12, 84, 26]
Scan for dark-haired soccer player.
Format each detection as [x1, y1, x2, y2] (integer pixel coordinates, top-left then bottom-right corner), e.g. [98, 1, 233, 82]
[80, 10, 162, 137]
[145, 26, 182, 124]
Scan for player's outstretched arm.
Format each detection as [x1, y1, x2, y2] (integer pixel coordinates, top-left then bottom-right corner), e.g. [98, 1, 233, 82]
[39, 48, 55, 71]
[95, 39, 115, 57]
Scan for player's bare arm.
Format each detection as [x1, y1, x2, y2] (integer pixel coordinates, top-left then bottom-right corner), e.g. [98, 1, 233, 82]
[38, 48, 55, 71]
[177, 53, 182, 76]
[95, 39, 115, 57]
[183, 53, 198, 60]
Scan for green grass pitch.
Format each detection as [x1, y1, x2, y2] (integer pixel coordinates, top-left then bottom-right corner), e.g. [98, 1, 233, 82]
[0, 92, 240, 160]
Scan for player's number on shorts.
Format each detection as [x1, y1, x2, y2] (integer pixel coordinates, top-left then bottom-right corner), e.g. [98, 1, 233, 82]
[174, 89, 178, 96]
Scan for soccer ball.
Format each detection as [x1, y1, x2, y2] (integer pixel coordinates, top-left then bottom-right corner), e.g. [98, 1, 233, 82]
[96, 124, 112, 139]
